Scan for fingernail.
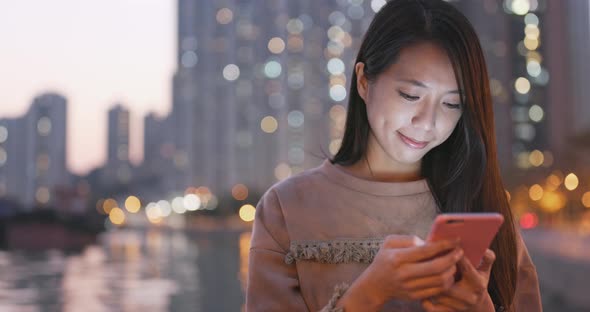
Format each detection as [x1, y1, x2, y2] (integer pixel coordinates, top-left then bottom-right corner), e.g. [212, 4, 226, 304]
[414, 236, 425, 246]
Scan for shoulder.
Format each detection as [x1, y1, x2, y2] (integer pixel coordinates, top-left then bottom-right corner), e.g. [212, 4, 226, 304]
[268, 164, 327, 199]
[255, 163, 331, 228]
[252, 164, 329, 252]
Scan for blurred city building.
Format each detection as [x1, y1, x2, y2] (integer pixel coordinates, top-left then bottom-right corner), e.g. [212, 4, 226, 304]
[162, 0, 379, 198]
[138, 0, 590, 202]
[24, 93, 69, 208]
[544, 0, 590, 169]
[1, 0, 588, 216]
[0, 117, 27, 206]
[0, 93, 71, 211]
[457, 0, 589, 175]
[102, 104, 132, 185]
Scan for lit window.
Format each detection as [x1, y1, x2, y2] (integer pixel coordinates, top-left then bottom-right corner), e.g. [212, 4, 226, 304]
[37, 117, 52, 136]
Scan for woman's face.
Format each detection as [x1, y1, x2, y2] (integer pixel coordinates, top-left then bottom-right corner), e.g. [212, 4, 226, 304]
[356, 41, 463, 172]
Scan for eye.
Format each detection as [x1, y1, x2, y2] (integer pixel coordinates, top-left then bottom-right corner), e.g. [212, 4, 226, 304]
[399, 91, 419, 101]
[444, 102, 461, 109]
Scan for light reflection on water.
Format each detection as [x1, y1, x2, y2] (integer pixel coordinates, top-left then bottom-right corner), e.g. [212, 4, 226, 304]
[0, 229, 251, 312]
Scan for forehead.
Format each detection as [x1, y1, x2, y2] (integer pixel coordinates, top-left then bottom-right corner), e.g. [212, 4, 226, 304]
[381, 41, 458, 88]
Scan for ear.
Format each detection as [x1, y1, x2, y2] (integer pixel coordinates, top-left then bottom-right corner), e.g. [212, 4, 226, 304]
[355, 62, 369, 103]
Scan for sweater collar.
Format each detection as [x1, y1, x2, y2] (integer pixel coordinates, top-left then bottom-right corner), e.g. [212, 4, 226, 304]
[319, 159, 430, 196]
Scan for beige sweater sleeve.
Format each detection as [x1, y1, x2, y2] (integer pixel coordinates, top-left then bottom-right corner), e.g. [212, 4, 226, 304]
[510, 229, 543, 311]
[245, 189, 310, 311]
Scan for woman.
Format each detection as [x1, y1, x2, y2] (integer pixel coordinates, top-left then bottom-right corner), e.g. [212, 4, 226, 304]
[246, 0, 542, 311]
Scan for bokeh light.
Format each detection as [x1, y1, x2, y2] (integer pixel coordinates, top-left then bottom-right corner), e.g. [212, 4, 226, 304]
[529, 184, 543, 201]
[109, 207, 126, 225]
[274, 163, 292, 181]
[526, 60, 542, 77]
[286, 18, 304, 34]
[582, 192, 590, 208]
[146, 203, 163, 223]
[216, 8, 233, 24]
[510, 0, 530, 15]
[327, 58, 345, 75]
[103, 198, 117, 214]
[545, 174, 561, 191]
[515, 77, 531, 94]
[232, 184, 249, 201]
[524, 37, 539, 50]
[35, 187, 50, 204]
[371, 0, 387, 12]
[157, 200, 172, 217]
[125, 196, 141, 213]
[184, 194, 201, 211]
[264, 61, 282, 78]
[524, 13, 539, 25]
[268, 37, 285, 54]
[329, 139, 342, 155]
[223, 64, 240, 81]
[0, 126, 7, 143]
[528, 149, 544, 167]
[239, 204, 256, 222]
[564, 173, 579, 191]
[520, 212, 538, 229]
[172, 197, 187, 214]
[260, 116, 278, 133]
[287, 111, 304, 128]
[528, 105, 544, 122]
[37, 117, 52, 136]
[539, 191, 567, 213]
[329, 85, 347, 101]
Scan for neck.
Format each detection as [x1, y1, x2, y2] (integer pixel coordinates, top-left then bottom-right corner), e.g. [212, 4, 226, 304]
[364, 156, 422, 182]
[341, 155, 422, 183]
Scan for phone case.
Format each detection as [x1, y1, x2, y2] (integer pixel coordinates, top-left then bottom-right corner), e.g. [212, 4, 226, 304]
[427, 213, 504, 267]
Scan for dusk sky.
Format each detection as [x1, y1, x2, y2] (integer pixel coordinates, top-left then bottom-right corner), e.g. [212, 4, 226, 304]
[0, 0, 176, 175]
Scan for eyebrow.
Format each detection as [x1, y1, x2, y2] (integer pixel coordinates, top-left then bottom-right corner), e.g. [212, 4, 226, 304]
[397, 78, 462, 95]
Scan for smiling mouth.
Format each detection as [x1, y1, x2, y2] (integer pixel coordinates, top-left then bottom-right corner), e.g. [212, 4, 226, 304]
[397, 132, 429, 149]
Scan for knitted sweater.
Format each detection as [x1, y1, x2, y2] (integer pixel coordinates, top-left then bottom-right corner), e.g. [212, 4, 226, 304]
[245, 160, 542, 311]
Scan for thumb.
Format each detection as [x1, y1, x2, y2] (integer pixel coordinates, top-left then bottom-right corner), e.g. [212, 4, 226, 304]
[477, 249, 496, 274]
[383, 235, 424, 249]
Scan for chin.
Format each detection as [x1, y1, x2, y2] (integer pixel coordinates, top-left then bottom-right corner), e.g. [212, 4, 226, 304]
[407, 149, 432, 161]
[388, 150, 426, 166]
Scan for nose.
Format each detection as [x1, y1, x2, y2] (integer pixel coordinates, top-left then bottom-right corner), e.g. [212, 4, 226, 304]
[411, 101, 436, 131]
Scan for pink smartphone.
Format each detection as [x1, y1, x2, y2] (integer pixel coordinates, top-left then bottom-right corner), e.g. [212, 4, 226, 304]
[427, 213, 504, 267]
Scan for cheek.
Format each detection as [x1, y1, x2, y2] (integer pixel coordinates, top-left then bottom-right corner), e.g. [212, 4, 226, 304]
[366, 101, 389, 127]
[368, 100, 408, 128]
[437, 113, 462, 138]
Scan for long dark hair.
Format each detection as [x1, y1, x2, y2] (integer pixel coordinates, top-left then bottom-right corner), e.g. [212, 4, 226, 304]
[332, 0, 517, 309]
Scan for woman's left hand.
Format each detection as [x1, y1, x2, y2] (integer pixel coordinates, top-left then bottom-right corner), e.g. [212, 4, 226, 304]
[421, 249, 496, 312]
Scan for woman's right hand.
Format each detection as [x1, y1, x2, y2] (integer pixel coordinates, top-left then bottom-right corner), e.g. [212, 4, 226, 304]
[337, 234, 463, 310]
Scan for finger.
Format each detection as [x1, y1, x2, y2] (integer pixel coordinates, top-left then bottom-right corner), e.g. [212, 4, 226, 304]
[477, 249, 496, 273]
[457, 255, 480, 284]
[404, 262, 457, 291]
[433, 294, 470, 310]
[396, 239, 460, 263]
[407, 286, 448, 301]
[421, 298, 454, 312]
[444, 283, 481, 307]
[383, 235, 425, 249]
[400, 248, 463, 279]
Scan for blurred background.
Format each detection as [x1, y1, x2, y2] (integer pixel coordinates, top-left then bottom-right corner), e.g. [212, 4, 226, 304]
[0, 0, 589, 311]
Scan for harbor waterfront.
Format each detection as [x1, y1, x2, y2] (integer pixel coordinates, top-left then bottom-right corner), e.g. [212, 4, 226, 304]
[0, 225, 589, 311]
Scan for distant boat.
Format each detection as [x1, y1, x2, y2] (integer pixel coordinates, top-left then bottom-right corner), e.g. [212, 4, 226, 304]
[1, 208, 103, 251]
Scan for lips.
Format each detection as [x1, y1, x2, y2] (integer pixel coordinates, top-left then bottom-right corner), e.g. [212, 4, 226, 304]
[397, 132, 429, 149]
